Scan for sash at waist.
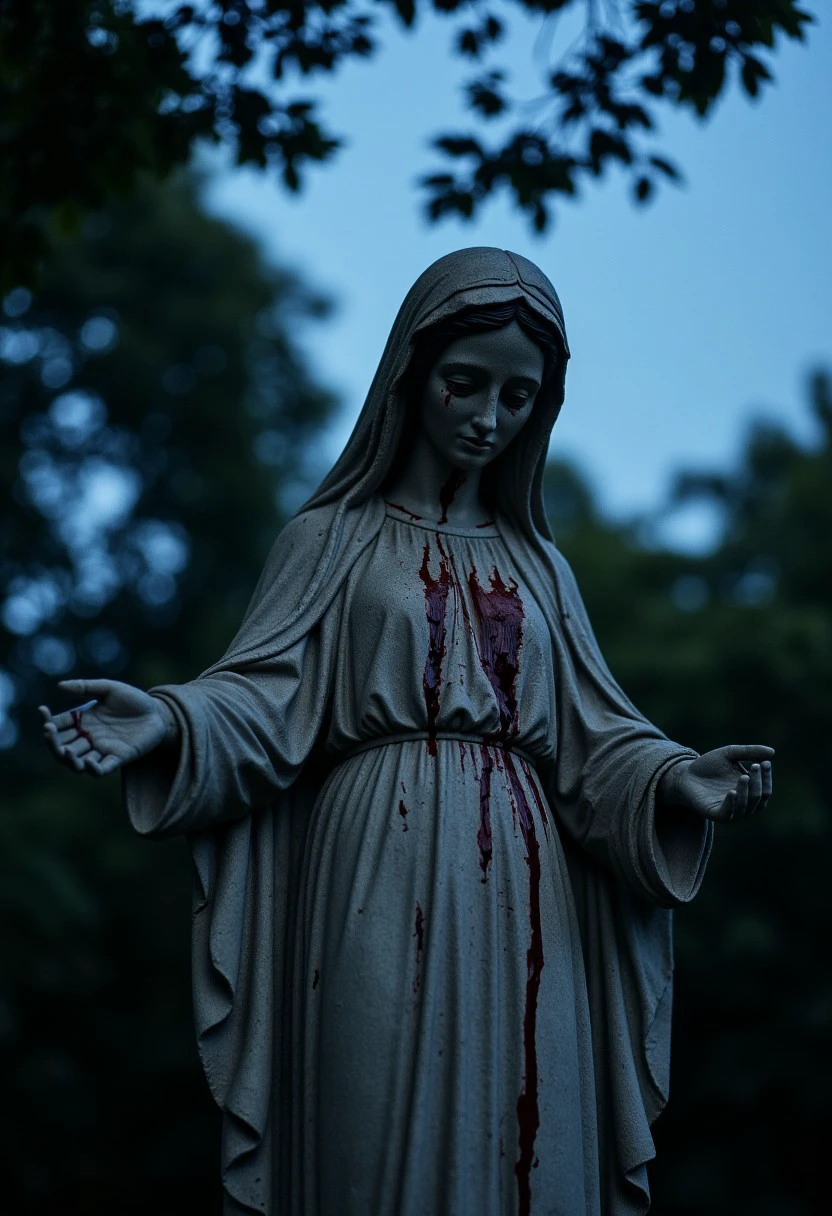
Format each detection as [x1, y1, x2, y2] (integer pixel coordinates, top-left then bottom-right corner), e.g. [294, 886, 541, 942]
[330, 731, 539, 770]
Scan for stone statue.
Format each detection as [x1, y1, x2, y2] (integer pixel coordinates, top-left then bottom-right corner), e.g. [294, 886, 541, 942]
[40, 248, 773, 1216]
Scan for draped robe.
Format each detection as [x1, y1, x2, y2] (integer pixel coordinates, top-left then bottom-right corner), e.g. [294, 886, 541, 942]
[122, 248, 713, 1215]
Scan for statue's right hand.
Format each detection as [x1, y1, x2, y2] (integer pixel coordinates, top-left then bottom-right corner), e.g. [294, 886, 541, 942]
[38, 679, 178, 778]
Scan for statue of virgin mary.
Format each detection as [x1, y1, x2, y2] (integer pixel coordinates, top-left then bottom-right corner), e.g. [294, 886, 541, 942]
[42, 247, 773, 1216]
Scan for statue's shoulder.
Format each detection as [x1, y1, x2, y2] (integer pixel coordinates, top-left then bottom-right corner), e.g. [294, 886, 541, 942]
[269, 502, 342, 558]
[267, 497, 384, 579]
[538, 535, 579, 591]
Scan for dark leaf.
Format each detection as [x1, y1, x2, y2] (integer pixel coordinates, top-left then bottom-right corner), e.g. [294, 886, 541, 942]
[391, 0, 416, 28]
[741, 54, 772, 99]
[433, 135, 483, 158]
[634, 175, 653, 202]
[649, 154, 680, 181]
[466, 75, 507, 118]
[641, 73, 665, 97]
[458, 29, 481, 58]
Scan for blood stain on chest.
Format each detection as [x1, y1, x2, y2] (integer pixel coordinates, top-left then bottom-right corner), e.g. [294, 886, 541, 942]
[398, 799, 409, 831]
[419, 538, 451, 755]
[468, 566, 525, 737]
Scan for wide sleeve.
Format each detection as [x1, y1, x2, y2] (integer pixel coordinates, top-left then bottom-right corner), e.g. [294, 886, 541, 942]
[547, 547, 712, 908]
[122, 606, 337, 840]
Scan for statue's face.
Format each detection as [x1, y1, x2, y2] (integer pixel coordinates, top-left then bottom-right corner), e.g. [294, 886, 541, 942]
[419, 320, 545, 470]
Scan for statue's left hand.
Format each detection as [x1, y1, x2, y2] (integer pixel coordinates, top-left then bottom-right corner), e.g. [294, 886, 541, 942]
[658, 745, 774, 824]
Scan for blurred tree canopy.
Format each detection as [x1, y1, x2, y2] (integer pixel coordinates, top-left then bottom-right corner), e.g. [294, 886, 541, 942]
[0, 0, 814, 287]
[544, 374, 832, 1214]
[0, 173, 338, 1210]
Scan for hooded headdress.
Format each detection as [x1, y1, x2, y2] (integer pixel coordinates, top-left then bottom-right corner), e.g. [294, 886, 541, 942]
[126, 248, 710, 1215]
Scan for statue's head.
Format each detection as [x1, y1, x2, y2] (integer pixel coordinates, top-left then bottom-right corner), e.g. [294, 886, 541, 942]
[305, 247, 569, 535]
[396, 298, 562, 478]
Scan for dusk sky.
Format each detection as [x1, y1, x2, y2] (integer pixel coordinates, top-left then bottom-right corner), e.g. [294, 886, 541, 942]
[202, 5, 831, 551]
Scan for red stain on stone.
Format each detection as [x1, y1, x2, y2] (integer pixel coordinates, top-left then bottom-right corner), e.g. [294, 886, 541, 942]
[438, 468, 466, 524]
[520, 757, 550, 838]
[312, 969, 320, 990]
[419, 539, 451, 754]
[458, 740, 467, 773]
[477, 744, 494, 882]
[399, 799, 409, 832]
[503, 752, 545, 1216]
[413, 902, 425, 994]
[442, 385, 453, 409]
[384, 499, 423, 521]
[71, 710, 94, 746]
[468, 566, 524, 738]
[476, 518, 496, 528]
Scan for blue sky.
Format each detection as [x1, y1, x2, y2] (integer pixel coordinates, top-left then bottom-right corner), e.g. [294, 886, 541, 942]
[202, 5, 831, 550]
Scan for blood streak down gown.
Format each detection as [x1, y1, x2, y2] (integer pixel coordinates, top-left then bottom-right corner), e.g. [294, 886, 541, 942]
[126, 500, 710, 1216]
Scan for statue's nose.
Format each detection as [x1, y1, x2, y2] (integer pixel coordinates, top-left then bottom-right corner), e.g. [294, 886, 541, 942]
[470, 393, 499, 436]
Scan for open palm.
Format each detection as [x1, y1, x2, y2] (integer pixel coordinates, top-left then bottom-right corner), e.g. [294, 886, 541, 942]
[667, 744, 774, 824]
[39, 679, 174, 777]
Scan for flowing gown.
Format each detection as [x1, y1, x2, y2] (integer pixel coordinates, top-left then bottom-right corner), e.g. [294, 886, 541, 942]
[126, 501, 710, 1216]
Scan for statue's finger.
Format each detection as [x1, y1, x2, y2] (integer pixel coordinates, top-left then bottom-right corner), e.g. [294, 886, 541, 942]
[58, 680, 112, 700]
[64, 746, 85, 773]
[65, 736, 93, 759]
[37, 705, 53, 723]
[722, 744, 776, 765]
[45, 730, 65, 762]
[745, 763, 762, 816]
[762, 761, 773, 797]
[83, 751, 107, 777]
[752, 762, 773, 815]
[56, 719, 99, 746]
[716, 790, 736, 823]
[731, 774, 750, 821]
[49, 704, 97, 732]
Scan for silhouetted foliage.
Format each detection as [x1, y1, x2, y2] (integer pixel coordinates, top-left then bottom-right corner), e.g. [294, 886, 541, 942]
[0, 0, 814, 286]
[0, 174, 337, 1211]
[546, 373, 832, 1215]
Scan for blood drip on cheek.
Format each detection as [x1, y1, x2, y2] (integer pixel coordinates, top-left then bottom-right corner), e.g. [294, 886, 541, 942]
[503, 752, 545, 1216]
[468, 566, 525, 736]
[419, 539, 451, 755]
[442, 385, 453, 409]
[438, 468, 466, 525]
[71, 711, 94, 746]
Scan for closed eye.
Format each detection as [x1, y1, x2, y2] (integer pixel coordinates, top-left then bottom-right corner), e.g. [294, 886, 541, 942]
[444, 379, 477, 396]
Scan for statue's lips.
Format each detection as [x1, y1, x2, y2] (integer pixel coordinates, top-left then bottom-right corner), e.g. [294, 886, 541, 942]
[458, 435, 495, 452]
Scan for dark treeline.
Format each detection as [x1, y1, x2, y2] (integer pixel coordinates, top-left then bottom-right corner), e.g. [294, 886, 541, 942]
[1, 178, 828, 1214]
